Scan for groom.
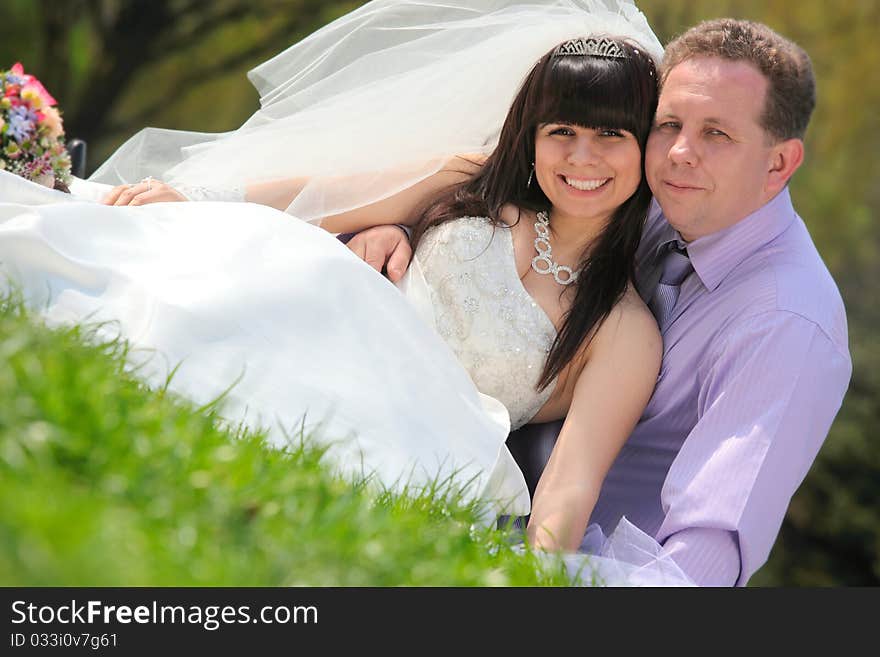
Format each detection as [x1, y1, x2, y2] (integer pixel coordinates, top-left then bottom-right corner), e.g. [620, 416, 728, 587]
[347, 19, 851, 586]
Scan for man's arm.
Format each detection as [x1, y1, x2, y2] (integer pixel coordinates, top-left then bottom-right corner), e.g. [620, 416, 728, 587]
[656, 311, 852, 586]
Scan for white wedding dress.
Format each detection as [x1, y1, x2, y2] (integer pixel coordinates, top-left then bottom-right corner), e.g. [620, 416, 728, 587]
[0, 172, 530, 518]
[0, 172, 694, 586]
[0, 173, 553, 508]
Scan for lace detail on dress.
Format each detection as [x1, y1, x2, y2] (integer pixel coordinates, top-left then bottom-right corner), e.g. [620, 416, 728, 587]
[413, 216, 557, 429]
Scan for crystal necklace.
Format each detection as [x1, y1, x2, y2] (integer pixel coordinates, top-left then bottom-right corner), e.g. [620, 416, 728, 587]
[531, 210, 580, 285]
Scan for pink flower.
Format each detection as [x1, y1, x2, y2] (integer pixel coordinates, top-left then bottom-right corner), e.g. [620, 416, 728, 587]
[40, 106, 64, 139]
[10, 63, 57, 107]
[21, 86, 44, 109]
[26, 80, 56, 107]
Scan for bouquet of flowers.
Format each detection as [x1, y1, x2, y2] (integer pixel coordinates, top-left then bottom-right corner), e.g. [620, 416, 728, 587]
[1, 62, 72, 190]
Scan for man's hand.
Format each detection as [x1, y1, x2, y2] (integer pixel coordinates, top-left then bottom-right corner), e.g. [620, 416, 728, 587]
[102, 177, 188, 206]
[345, 224, 413, 283]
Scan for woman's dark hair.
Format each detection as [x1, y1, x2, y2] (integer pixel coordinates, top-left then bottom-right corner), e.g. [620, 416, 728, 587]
[410, 37, 659, 390]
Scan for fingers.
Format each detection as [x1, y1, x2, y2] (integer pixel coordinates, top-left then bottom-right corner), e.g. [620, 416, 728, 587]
[117, 182, 150, 206]
[347, 236, 373, 271]
[386, 235, 414, 283]
[101, 179, 187, 206]
[364, 238, 390, 274]
[100, 182, 147, 206]
[101, 184, 130, 205]
[343, 224, 415, 281]
[345, 226, 408, 276]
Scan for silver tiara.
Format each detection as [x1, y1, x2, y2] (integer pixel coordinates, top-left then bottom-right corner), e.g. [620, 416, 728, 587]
[552, 37, 626, 59]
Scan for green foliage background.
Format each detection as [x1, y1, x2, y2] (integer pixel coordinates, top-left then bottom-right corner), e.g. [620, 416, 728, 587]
[2, 0, 877, 585]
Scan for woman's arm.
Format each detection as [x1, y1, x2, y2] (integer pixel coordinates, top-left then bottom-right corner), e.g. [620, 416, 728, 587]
[100, 156, 483, 234]
[316, 156, 480, 233]
[527, 294, 662, 552]
[101, 175, 317, 209]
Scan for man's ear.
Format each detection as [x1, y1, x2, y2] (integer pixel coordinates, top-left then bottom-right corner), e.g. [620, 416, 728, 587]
[766, 138, 804, 196]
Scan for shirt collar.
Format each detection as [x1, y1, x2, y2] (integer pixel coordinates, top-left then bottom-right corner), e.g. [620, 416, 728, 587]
[653, 188, 797, 292]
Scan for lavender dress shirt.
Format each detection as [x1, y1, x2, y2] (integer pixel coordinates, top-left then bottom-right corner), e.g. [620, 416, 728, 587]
[578, 188, 853, 585]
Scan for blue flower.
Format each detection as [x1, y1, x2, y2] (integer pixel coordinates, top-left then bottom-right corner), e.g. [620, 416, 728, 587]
[3, 72, 25, 86]
[6, 105, 36, 143]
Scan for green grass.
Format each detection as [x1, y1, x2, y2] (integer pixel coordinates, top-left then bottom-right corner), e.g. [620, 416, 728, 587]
[0, 294, 578, 586]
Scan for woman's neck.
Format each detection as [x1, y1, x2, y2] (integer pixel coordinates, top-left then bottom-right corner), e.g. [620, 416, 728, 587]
[545, 208, 609, 260]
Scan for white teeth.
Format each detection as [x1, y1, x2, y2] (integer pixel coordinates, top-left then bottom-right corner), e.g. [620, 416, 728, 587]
[564, 177, 609, 191]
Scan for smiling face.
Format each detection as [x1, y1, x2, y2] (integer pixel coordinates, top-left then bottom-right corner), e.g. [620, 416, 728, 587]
[646, 57, 783, 241]
[534, 122, 642, 225]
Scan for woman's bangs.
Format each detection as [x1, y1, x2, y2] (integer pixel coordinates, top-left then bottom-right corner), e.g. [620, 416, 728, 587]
[535, 57, 644, 137]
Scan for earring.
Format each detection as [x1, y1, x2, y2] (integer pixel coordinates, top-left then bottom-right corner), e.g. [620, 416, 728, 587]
[526, 163, 535, 189]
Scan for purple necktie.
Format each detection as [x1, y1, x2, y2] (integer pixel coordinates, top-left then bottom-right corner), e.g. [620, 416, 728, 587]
[649, 243, 693, 329]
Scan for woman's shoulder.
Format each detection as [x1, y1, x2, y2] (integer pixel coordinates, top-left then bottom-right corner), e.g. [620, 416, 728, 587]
[561, 284, 661, 415]
[591, 285, 661, 363]
[416, 216, 495, 261]
[617, 284, 658, 327]
[496, 203, 535, 228]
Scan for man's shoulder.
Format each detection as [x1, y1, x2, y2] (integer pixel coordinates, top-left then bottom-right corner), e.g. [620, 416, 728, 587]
[723, 217, 848, 350]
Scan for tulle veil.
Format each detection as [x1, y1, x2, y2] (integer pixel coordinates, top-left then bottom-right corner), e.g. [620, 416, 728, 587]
[89, 0, 662, 225]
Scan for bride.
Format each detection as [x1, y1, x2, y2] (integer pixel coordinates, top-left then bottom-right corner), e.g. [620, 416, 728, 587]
[0, 0, 693, 584]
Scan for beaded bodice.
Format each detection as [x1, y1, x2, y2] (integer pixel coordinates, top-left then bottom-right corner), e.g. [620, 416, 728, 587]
[408, 216, 557, 429]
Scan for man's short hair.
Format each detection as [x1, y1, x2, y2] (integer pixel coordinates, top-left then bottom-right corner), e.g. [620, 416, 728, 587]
[661, 18, 816, 141]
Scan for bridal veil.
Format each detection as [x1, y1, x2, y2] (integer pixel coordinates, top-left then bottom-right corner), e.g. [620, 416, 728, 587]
[89, 0, 662, 225]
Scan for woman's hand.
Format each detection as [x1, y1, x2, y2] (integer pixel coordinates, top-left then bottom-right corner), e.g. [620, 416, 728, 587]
[101, 177, 188, 206]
